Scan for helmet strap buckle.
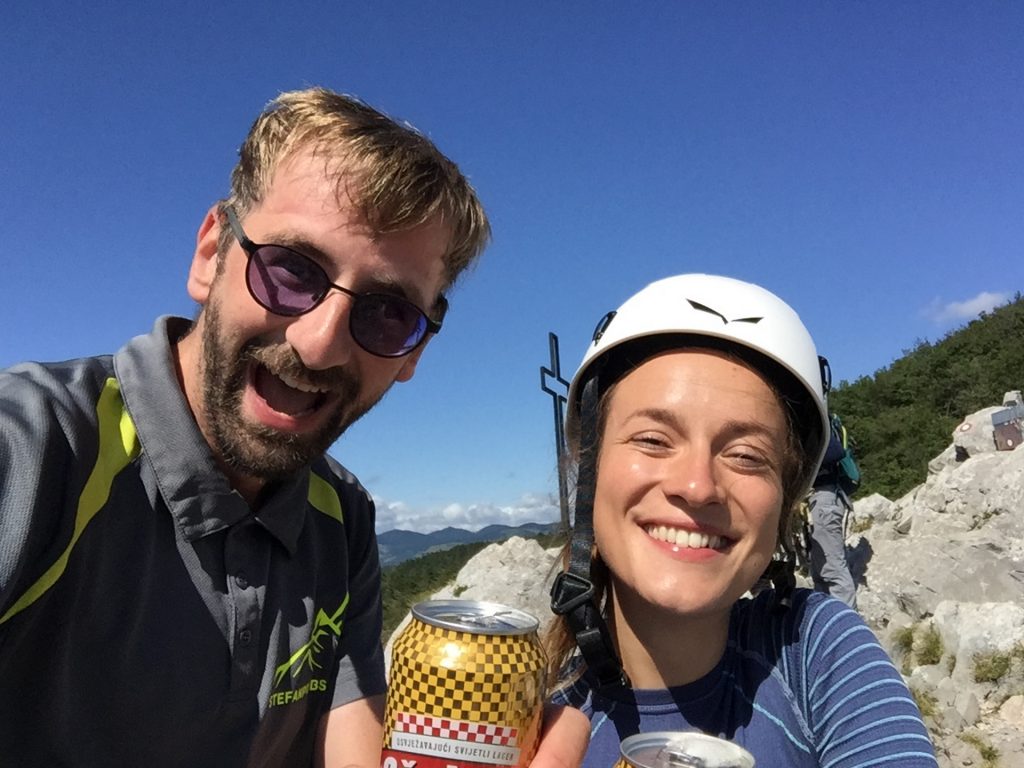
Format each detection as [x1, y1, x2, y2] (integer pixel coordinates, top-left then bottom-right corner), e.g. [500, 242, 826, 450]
[549, 571, 595, 615]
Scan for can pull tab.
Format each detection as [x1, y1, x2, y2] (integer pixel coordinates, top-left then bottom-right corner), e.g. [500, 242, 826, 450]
[451, 610, 519, 631]
[657, 745, 706, 768]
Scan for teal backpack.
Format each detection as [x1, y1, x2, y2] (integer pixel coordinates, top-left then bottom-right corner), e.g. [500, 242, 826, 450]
[831, 414, 861, 495]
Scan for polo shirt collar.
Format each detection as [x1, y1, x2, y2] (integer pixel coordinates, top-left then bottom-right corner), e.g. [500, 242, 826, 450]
[113, 316, 307, 554]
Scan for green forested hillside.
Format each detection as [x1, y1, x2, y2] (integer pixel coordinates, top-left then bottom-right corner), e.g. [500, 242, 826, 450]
[381, 541, 490, 640]
[828, 294, 1023, 500]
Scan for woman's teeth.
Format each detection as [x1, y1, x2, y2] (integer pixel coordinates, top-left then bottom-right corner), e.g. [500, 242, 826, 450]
[644, 524, 725, 551]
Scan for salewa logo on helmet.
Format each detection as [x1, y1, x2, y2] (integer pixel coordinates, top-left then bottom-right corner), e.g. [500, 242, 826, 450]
[687, 299, 763, 325]
[591, 310, 617, 343]
[268, 594, 349, 708]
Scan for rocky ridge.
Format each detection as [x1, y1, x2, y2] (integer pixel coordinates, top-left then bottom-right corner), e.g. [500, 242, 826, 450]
[387, 402, 1024, 767]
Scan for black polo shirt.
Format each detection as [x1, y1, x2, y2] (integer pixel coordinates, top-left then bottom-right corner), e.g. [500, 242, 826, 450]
[0, 317, 386, 767]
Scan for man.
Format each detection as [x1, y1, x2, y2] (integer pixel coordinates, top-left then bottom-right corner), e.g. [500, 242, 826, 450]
[0, 88, 586, 767]
[808, 414, 858, 610]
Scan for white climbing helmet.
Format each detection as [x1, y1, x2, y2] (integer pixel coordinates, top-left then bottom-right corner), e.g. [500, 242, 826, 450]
[567, 273, 830, 492]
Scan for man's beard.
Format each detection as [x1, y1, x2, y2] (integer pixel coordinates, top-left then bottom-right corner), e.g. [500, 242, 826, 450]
[199, 300, 382, 482]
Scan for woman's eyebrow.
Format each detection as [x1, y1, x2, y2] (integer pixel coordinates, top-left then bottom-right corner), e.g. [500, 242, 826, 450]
[720, 418, 779, 437]
[625, 410, 780, 440]
[624, 407, 681, 427]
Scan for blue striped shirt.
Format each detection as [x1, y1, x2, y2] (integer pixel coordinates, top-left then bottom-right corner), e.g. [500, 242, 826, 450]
[551, 590, 937, 767]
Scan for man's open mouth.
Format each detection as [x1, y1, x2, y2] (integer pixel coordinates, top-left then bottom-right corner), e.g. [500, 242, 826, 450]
[252, 364, 330, 417]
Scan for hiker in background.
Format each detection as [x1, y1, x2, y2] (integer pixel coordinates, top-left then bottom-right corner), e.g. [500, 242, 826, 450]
[546, 274, 936, 767]
[808, 413, 860, 609]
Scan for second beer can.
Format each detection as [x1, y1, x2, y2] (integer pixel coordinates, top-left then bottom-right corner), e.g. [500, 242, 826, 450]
[382, 599, 546, 768]
[616, 731, 756, 768]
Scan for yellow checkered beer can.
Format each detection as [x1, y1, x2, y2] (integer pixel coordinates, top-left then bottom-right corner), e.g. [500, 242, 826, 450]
[616, 732, 755, 768]
[382, 599, 545, 768]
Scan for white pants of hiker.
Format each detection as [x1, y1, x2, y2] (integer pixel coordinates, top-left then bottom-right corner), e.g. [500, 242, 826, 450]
[808, 486, 857, 610]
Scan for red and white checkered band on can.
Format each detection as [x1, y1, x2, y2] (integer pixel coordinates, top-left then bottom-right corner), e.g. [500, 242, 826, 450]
[382, 600, 546, 768]
[395, 713, 519, 746]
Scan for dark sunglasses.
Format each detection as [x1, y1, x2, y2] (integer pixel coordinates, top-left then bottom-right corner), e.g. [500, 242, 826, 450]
[223, 206, 446, 358]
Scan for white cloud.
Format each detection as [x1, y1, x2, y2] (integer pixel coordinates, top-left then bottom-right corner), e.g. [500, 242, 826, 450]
[372, 492, 561, 534]
[441, 503, 466, 522]
[923, 291, 1009, 324]
[373, 499, 417, 533]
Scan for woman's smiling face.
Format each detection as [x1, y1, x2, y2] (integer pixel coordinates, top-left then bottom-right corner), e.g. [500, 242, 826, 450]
[593, 348, 789, 624]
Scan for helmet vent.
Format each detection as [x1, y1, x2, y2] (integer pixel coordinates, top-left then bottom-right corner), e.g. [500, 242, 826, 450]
[591, 310, 617, 343]
[687, 299, 763, 325]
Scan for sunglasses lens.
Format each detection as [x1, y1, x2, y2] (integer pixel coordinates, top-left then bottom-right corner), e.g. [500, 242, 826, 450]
[244, 241, 431, 357]
[351, 294, 429, 357]
[248, 247, 325, 316]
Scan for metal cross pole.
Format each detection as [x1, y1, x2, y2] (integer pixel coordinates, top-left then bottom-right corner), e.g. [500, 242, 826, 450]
[540, 332, 571, 530]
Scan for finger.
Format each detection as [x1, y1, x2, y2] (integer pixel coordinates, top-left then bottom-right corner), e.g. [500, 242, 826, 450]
[530, 704, 590, 768]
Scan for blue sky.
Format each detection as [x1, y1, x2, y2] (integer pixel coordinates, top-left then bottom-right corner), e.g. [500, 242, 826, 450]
[3, 3, 1022, 534]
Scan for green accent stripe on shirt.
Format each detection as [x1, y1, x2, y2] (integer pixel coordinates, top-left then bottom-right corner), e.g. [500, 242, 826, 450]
[308, 472, 343, 524]
[0, 378, 141, 625]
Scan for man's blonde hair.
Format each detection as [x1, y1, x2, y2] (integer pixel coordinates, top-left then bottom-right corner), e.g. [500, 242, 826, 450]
[219, 87, 490, 289]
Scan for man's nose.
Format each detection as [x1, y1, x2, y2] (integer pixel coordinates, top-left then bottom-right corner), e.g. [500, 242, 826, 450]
[283, 294, 355, 371]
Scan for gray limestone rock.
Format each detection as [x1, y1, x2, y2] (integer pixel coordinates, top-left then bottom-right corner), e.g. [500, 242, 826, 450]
[384, 537, 560, 670]
[431, 535, 560, 628]
[951, 406, 1004, 458]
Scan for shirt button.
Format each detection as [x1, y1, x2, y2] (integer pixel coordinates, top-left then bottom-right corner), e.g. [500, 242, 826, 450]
[235, 573, 249, 590]
[239, 629, 252, 646]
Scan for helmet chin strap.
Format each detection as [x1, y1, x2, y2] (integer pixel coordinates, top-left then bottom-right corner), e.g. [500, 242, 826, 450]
[549, 375, 629, 690]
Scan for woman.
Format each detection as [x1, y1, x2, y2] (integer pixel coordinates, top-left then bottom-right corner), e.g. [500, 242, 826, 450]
[546, 274, 936, 767]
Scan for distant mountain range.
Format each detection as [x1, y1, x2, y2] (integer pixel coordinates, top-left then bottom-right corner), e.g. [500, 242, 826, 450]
[377, 522, 559, 567]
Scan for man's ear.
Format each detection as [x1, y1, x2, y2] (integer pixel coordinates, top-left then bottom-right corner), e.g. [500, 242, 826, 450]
[187, 205, 223, 304]
[394, 344, 428, 383]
